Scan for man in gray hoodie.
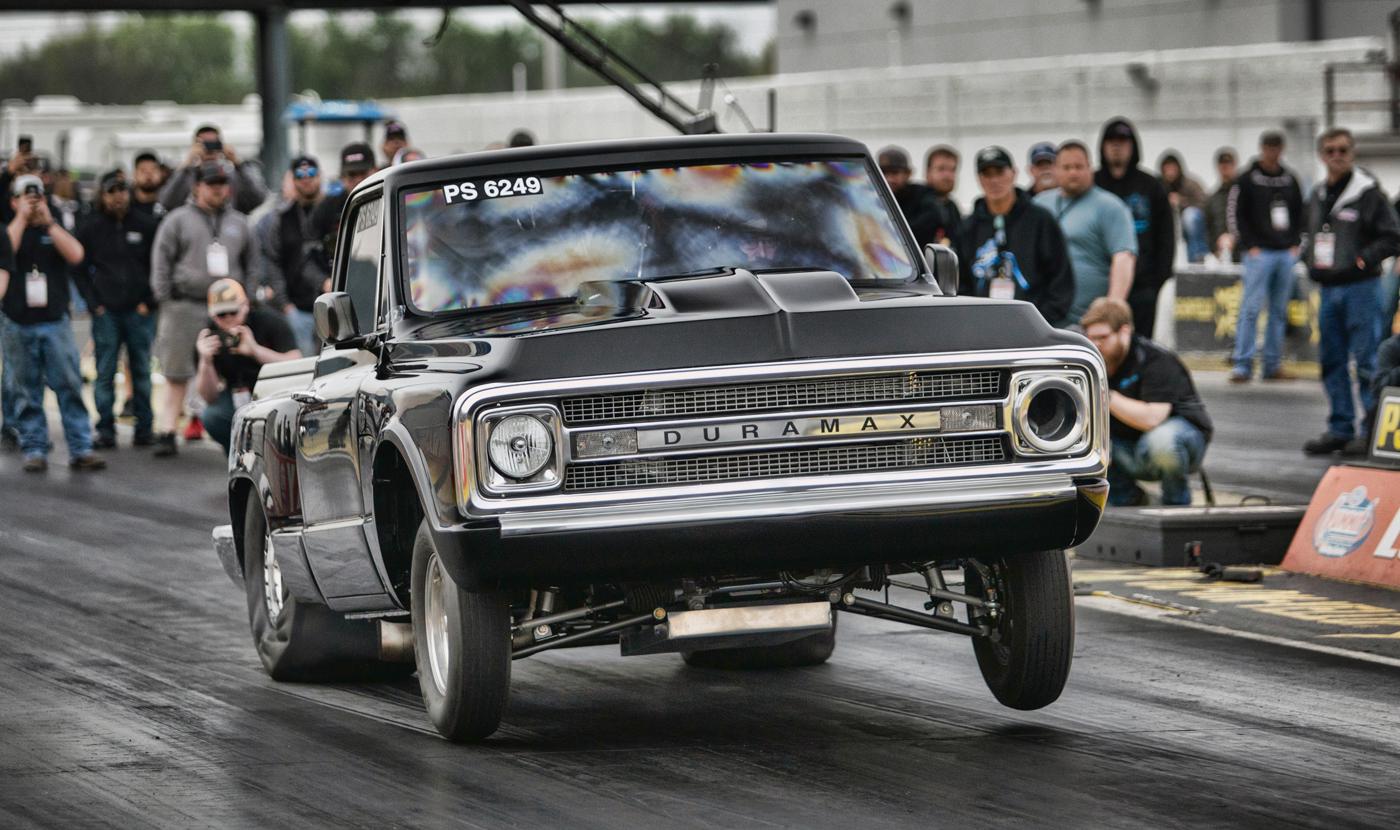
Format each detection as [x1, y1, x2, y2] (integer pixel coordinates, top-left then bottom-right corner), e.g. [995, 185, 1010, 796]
[150, 159, 254, 457]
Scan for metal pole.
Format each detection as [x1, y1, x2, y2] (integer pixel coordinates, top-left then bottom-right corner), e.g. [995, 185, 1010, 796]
[1324, 65, 1336, 128]
[255, 6, 290, 189]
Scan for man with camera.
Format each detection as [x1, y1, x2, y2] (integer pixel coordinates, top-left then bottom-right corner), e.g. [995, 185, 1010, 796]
[157, 124, 268, 215]
[3, 174, 103, 472]
[76, 169, 159, 449]
[150, 159, 254, 457]
[257, 155, 327, 357]
[193, 279, 300, 453]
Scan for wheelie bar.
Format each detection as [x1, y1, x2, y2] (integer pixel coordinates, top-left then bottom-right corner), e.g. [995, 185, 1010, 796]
[839, 595, 990, 637]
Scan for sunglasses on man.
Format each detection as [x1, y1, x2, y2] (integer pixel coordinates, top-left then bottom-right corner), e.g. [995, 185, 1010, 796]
[293, 166, 319, 180]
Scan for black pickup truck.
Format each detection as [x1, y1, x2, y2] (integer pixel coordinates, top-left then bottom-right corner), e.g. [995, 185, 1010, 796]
[212, 133, 1108, 741]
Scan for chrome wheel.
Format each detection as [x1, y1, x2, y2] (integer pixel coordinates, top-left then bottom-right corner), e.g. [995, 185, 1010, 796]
[424, 552, 451, 697]
[262, 529, 285, 621]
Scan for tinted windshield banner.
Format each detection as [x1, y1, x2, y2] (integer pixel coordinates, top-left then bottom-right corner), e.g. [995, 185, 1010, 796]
[401, 159, 915, 313]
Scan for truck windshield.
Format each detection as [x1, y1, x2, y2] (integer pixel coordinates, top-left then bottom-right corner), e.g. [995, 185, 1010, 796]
[400, 157, 917, 313]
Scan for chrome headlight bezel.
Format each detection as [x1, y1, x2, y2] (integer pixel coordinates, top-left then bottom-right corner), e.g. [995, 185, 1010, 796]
[472, 405, 564, 495]
[1010, 370, 1092, 456]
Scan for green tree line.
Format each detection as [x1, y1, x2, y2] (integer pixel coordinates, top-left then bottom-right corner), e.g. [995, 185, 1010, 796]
[0, 12, 771, 105]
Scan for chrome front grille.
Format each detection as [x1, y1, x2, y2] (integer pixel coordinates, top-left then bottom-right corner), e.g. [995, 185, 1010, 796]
[563, 435, 1008, 492]
[560, 369, 1005, 424]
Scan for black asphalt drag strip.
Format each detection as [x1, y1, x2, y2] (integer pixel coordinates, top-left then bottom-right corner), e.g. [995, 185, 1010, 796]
[3, 431, 1400, 828]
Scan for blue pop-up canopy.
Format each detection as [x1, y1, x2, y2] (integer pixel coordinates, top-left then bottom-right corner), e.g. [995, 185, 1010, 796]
[283, 100, 395, 125]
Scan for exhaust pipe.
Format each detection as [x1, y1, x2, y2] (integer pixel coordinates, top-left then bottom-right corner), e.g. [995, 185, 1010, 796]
[379, 620, 415, 663]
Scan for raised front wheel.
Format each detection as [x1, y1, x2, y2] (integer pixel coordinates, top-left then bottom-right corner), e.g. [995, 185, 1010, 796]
[966, 550, 1074, 710]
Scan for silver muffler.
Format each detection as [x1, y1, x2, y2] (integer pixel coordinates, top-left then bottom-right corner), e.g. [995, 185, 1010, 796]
[620, 601, 832, 656]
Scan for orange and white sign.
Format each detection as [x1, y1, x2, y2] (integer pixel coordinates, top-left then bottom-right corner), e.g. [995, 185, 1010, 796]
[1283, 465, 1400, 588]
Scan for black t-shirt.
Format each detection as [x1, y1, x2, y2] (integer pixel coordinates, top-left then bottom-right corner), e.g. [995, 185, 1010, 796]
[1108, 335, 1214, 442]
[0, 226, 14, 280]
[2, 221, 73, 326]
[196, 306, 299, 392]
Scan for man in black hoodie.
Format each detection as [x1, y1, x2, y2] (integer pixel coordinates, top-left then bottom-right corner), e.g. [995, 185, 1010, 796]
[1301, 127, 1400, 456]
[958, 146, 1074, 325]
[75, 169, 159, 448]
[1095, 117, 1175, 338]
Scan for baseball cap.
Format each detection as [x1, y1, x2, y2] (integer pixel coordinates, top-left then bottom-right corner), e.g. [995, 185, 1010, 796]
[1260, 130, 1285, 148]
[197, 159, 232, 184]
[1104, 121, 1135, 141]
[975, 145, 1014, 173]
[98, 169, 127, 192]
[1214, 147, 1238, 163]
[340, 142, 375, 174]
[289, 154, 320, 178]
[11, 174, 43, 197]
[384, 120, 408, 141]
[1028, 142, 1057, 166]
[207, 278, 248, 315]
[133, 150, 161, 167]
[877, 146, 912, 172]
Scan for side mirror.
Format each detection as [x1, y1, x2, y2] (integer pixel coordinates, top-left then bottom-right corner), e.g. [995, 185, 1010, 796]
[923, 243, 959, 297]
[313, 291, 359, 346]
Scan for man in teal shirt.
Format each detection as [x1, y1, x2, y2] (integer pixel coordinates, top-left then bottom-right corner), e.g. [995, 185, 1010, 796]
[1035, 141, 1138, 327]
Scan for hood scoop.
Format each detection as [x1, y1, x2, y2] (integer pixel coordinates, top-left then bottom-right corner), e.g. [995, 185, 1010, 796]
[639, 268, 859, 316]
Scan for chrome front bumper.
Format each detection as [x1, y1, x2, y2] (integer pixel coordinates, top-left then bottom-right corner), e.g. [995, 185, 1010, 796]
[497, 473, 1080, 537]
[432, 471, 1108, 589]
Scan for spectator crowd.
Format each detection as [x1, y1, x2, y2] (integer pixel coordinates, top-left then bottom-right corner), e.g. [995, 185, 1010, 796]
[3, 113, 1399, 510]
[0, 118, 537, 471]
[881, 116, 1400, 504]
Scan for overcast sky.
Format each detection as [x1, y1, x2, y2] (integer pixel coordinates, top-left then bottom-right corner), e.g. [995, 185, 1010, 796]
[0, 4, 776, 61]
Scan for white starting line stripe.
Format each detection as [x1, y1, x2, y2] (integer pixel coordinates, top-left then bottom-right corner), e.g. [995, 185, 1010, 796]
[1077, 594, 1400, 671]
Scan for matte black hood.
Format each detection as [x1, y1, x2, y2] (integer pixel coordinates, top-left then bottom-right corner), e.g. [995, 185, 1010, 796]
[391, 269, 1087, 384]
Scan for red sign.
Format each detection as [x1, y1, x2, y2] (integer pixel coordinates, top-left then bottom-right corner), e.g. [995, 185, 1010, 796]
[1282, 465, 1400, 589]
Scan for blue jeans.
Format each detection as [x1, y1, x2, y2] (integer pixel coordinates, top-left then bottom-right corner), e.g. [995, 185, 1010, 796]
[203, 387, 236, 454]
[285, 307, 317, 359]
[13, 317, 93, 459]
[91, 309, 155, 439]
[0, 313, 29, 439]
[1181, 206, 1208, 264]
[1233, 248, 1297, 377]
[1108, 417, 1208, 506]
[1318, 279, 1384, 439]
[1382, 268, 1399, 336]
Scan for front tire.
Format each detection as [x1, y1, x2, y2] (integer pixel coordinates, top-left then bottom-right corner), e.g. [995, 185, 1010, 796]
[411, 520, 511, 742]
[242, 501, 383, 681]
[681, 616, 838, 670]
[966, 550, 1074, 710]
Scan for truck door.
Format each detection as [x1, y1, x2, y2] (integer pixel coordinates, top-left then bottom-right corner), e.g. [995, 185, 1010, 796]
[295, 191, 390, 606]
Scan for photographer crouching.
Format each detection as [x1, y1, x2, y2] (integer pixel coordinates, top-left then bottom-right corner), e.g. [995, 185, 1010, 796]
[193, 279, 300, 453]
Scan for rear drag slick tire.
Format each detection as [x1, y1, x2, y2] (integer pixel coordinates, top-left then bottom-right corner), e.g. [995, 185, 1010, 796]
[242, 501, 387, 682]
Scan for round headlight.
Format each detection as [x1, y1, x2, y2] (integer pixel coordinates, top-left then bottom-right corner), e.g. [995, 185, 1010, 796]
[1016, 376, 1087, 454]
[487, 415, 554, 479]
